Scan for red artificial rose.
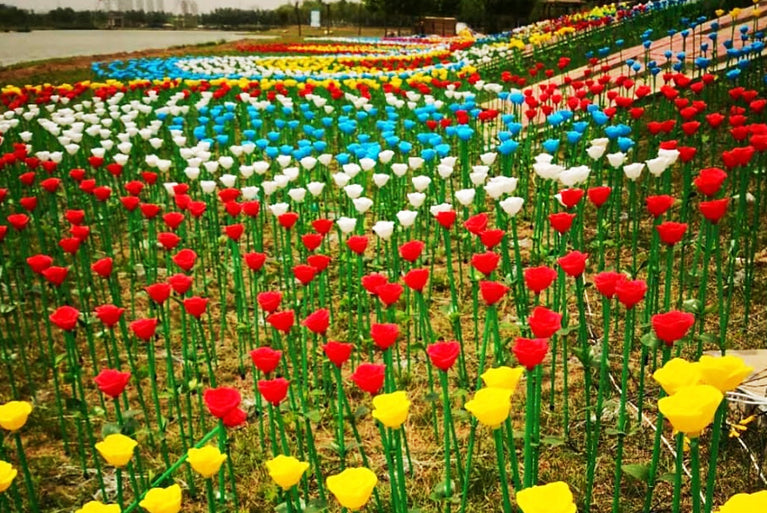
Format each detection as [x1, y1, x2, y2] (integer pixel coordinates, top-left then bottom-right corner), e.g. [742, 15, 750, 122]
[323, 341, 354, 368]
[40, 178, 61, 193]
[242, 200, 260, 218]
[27, 254, 53, 274]
[293, 264, 316, 286]
[94, 304, 125, 327]
[224, 223, 245, 241]
[479, 280, 510, 305]
[376, 282, 403, 306]
[593, 271, 624, 299]
[250, 347, 282, 374]
[204, 387, 242, 418]
[140, 203, 161, 219]
[435, 210, 457, 229]
[59, 237, 81, 255]
[65, 210, 85, 225]
[49, 305, 80, 331]
[94, 369, 131, 399]
[42, 266, 68, 286]
[524, 266, 557, 294]
[257, 291, 282, 313]
[399, 240, 425, 262]
[463, 213, 488, 235]
[163, 212, 184, 231]
[218, 188, 240, 203]
[278, 212, 299, 229]
[20, 197, 37, 212]
[157, 232, 181, 250]
[471, 252, 500, 276]
[548, 212, 577, 234]
[145, 283, 171, 304]
[90, 257, 113, 279]
[224, 201, 242, 218]
[172, 249, 197, 272]
[351, 363, 386, 395]
[587, 186, 611, 208]
[656, 222, 687, 246]
[557, 251, 589, 277]
[479, 229, 504, 249]
[559, 188, 585, 209]
[303, 308, 330, 334]
[307, 254, 331, 272]
[301, 233, 323, 252]
[312, 218, 333, 235]
[652, 310, 696, 345]
[183, 296, 208, 318]
[130, 318, 158, 340]
[403, 268, 429, 292]
[267, 310, 294, 333]
[615, 279, 647, 309]
[125, 180, 144, 196]
[646, 195, 675, 218]
[258, 378, 290, 406]
[699, 198, 729, 224]
[188, 201, 206, 218]
[362, 273, 388, 295]
[0, 226, 6, 242]
[168, 273, 193, 295]
[346, 235, 368, 255]
[371, 323, 400, 350]
[426, 341, 460, 371]
[244, 252, 267, 272]
[70, 225, 90, 242]
[222, 407, 247, 427]
[121, 197, 140, 211]
[512, 337, 550, 370]
[7, 213, 29, 231]
[693, 167, 727, 196]
[528, 307, 562, 339]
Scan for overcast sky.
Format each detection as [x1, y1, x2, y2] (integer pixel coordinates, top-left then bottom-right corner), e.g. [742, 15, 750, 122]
[2, 0, 309, 13]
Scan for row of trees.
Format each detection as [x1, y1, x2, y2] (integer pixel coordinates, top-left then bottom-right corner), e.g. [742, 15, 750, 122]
[0, 4, 172, 30]
[0, 0, 536, 33]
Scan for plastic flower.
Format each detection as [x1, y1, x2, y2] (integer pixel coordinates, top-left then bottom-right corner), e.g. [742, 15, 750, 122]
[464, 387, 512, 429]
[0, 401, 32, 432]
[715, 490, 767, 513]
[139, 484, 182, 513]
[698, 355, 753, 393]
[95, 434, 137, 468]
[326, 467, 378, 511]
[0, 461, 16, 494]
[481, 366, 524, 391]
[516, 481, 577, 513]
[371, 391, 410, 429]
[75, 501, 121, 513]
[265, 455, 310, 490]
[187, 446, 227, 478]
[653, 358, 701, 396]
[658, 385, 723, 437]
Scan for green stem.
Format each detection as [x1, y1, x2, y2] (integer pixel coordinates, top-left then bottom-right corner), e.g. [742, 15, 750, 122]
[494, 429, 513, 513]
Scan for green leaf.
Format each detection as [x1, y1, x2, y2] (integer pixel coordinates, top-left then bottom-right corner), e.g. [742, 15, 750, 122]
[682, 299, 702, 314]
[424, 392, 440, 404]
[354, 405, 369, 421]
[429, 479, 456, 501]
[622, 463, 650, 483]
[658, 472, 676, 484]
[101, 422, 122, 438]
[640, 332, 659, 350]
[541, 436, 565, 447]
[305, 409, 321, 423]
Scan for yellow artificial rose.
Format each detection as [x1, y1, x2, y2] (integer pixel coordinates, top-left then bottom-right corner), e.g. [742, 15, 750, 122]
[75, 501, 122, 513]
[481, 366, 524, 391]
[326, 467, 378, 511]
[0, 401, 32, 432]
[96, 434, 138, 468]
[653, 358, 701, 396]
[0, 461, 17, 494]
[187, 446, 227, 479]
[139, 484, 182, 513]
[371, 391, 411, 429]
[464, 387, 513, 429]
[658, 385, 723, 438]
[516, 481, 577, 513]
[716, 490, 767, 513]
[698, 355, 753, 393]
[265, 455, 309, 491]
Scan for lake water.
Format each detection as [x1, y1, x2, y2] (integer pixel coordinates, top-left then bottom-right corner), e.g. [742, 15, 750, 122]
[0, 30, 274, 67]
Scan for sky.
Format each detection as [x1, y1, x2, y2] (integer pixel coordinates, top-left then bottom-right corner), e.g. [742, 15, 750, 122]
[2, 0, 303, 13]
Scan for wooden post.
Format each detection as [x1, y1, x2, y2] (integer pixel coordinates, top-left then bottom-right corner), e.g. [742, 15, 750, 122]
[295, 1, 301, 37]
